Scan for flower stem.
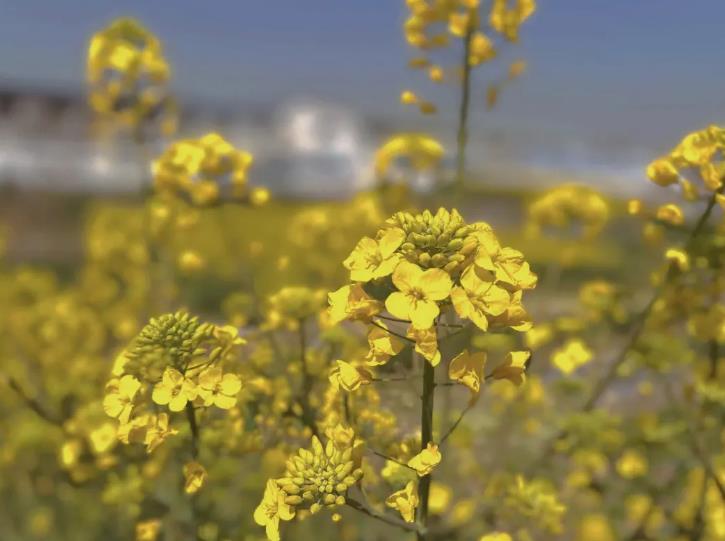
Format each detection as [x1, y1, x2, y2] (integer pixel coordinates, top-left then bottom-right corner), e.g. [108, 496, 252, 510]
[298, 319, 320, 438]
[416, 357, 436, 541]
[185, 402, 199, 459]
[454, 25, 474, 191]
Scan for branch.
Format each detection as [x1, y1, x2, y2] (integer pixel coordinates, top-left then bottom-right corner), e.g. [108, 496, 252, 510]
[6, 377, 64, 427]
[346, 497, 422, 534]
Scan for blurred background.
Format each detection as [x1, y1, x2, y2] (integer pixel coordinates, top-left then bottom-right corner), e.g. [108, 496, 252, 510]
[2, 0, 725, 196]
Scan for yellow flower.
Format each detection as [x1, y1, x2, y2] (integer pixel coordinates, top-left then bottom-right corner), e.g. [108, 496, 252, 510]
[152, 133, 254, 205]
[656, 203, 684, 226]
[366, 323, 405, 366]
[646, 157, 680, 186]
[328, 283, 383, 324]
[493, 247, 538, 290]
[665, 248, 690, 272]
[151, 367, 197, 412]
[616, 450, 648, 479]
[135, 519, 162, 541]
[343, 228, 405, 282]
[429, 482, 452, 514]
[183, 461, 207, 494]
[576, 514, 615, 541]
[480, 534, 512, 541]
[508, 59, 527, 80]
[490, 0, 536, 41]
[374, 133, 444, 179]
[401, 89, 419, 104]
[329, 361, 373, 392]
[254, 479, 295, 541]
[143, 413, 177, 453]
[407, 325, 441, 366]
[103, 374, 141, 423]
[407, 443, 442, 477]
[448, 349, 487, 393]
[89, 423, 118, 455]
[428, 65, 444, 82]
[451, 266, 510, 331]
[386, 480, 419, 523]
[469, 32, 496, 66]
[197, 367, 242, 409]
[551, 339, 592, 375]
[491, 350, 531, 386]
[386, 261, 453, 329]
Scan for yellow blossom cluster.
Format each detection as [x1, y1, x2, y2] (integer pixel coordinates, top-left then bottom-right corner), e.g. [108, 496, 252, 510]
[401, 0, 536, 115]
[331, 208, 535, 373]
[647, 125, 725, 203]
[103, 311, 245, 452]
[254, 426, 363, 540]
[526, 185, 610, 240]
[87, 18, 176, 134]
[152, 133, 265, 206]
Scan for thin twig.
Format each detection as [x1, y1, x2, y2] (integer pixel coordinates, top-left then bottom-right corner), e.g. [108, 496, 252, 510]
[346, 497, 422, 533]
[370, 319, 416, 343]
[6, 377, 63, 427]
[369, 449, 416, 470]
[440, 402, 475, 445]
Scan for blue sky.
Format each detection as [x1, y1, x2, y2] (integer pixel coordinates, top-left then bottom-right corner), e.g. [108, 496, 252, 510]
[1, 1, 724, 151]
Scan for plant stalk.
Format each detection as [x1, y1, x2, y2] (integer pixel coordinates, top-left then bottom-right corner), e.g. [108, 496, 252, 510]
[416, 358, 436, 540]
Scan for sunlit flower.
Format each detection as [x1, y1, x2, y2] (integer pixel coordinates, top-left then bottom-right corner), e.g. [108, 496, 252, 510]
[103, 374, 141, 423]
[386, 480, 419, 522]
[197, 367, 242, 409]
[407, 442, 442, 477]
[385, 261, 453, 329]
[151, 367, 197, 412]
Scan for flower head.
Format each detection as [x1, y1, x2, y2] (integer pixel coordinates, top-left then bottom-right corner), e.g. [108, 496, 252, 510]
[386, 480, 419, 522]
[153, 133, 255, 206]
[407, 442, 442, 477]
[254, 479, 295, 541]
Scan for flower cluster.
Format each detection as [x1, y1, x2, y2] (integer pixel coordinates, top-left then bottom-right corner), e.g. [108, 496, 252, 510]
[526, 185, 610, 240]
[86, 18, 176, 134]
[646, 125, 725, 200]
[374, 133, 445, 181]
[401, 0, 536, 114]
[103, 311, 245, 451]
[254, 426, 363, 540]
[332, 208, 536, 371]
[152, 133, 266, 206]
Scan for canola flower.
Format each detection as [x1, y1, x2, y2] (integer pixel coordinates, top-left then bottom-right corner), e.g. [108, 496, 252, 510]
[87, 17, 177, 135]
[152, 133, 263, 206]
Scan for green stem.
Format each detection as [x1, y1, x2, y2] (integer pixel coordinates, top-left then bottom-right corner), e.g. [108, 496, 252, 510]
[298, 319, 320, 438]
[416, 358, 436, 540]
[185, 402, 199, 459]
[454, 25, 474, 191]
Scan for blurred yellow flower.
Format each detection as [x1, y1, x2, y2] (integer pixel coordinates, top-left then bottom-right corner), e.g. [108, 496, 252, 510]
[551, 339, 592, 375]
[183, 461, 207, 494]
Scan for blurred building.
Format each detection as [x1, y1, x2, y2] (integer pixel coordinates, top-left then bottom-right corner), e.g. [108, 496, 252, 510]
[0, 84, 388, 198]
